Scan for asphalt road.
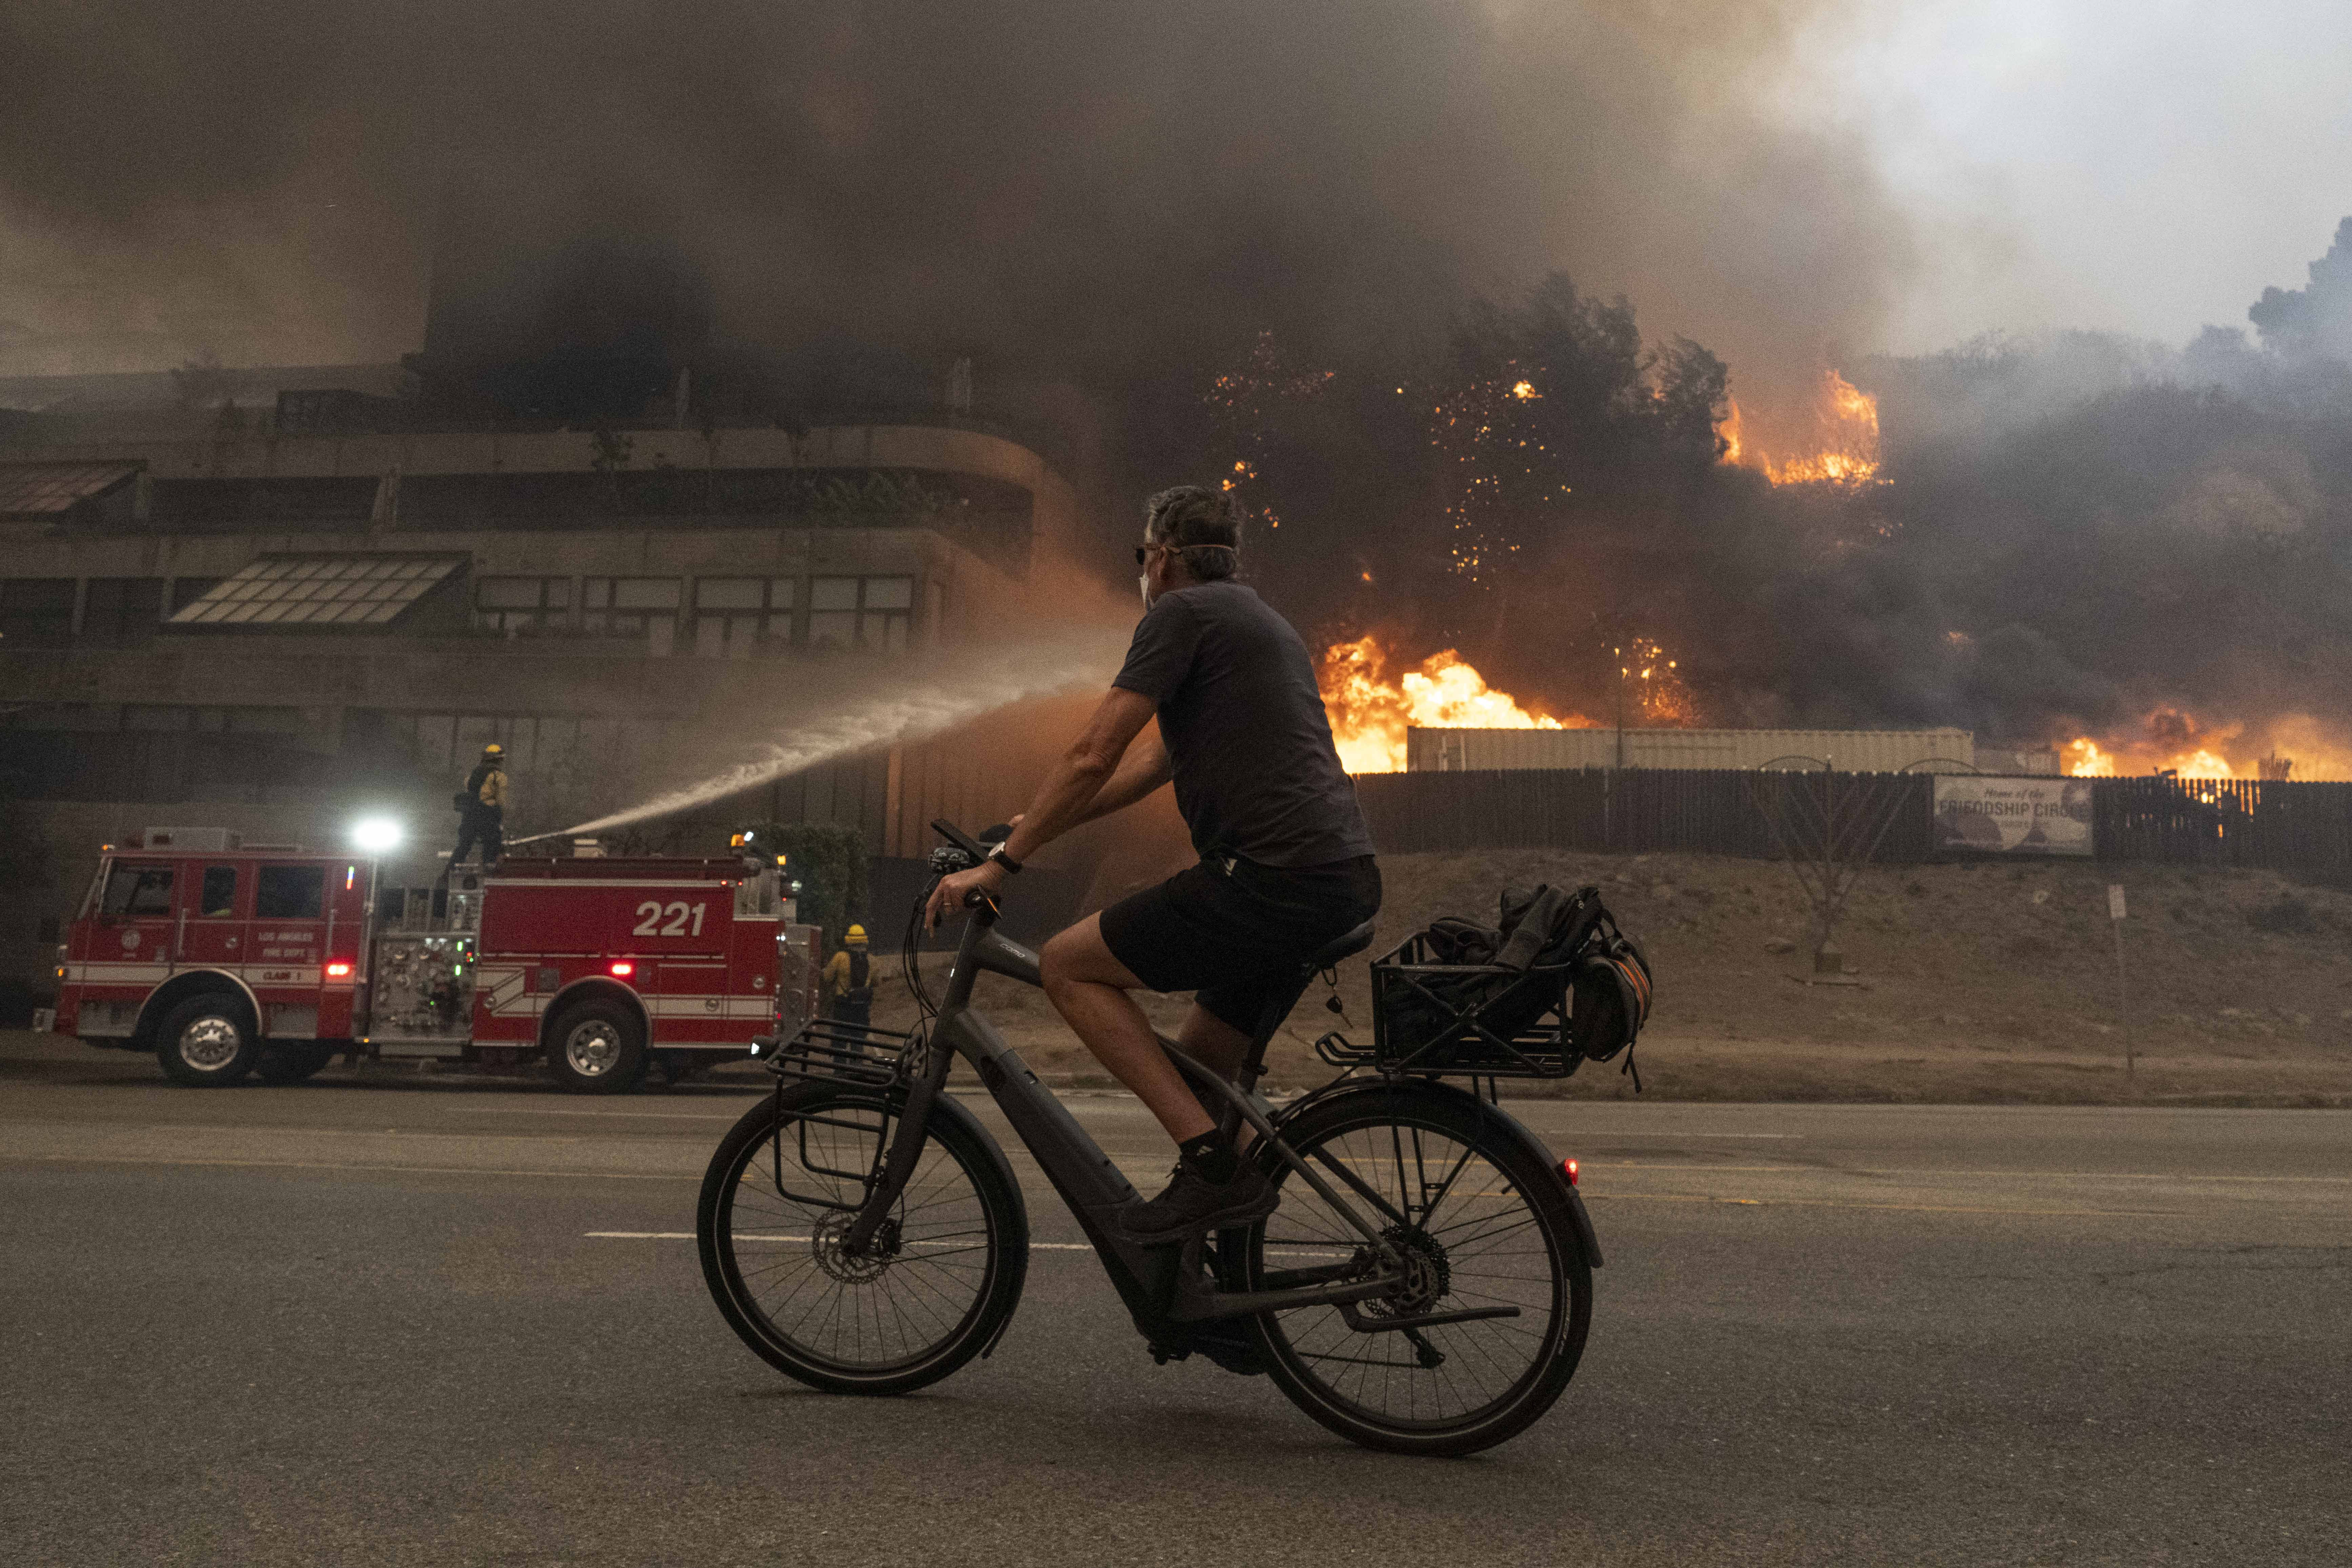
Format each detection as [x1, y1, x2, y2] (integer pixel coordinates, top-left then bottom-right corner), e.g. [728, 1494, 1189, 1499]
[2, 1036, 2346, 1566]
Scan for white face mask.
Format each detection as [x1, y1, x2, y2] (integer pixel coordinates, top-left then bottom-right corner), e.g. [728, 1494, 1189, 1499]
[1139, 571, 1152, 611]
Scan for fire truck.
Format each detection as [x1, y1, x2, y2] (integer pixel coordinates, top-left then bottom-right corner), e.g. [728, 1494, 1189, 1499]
[51, 829, 820, 1093]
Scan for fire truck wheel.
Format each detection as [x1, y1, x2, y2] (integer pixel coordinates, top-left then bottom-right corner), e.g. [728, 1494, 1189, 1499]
[546, 999, 648, 1094]
[256, 1041, 339, 1086]
[154, 994, 261, 1087]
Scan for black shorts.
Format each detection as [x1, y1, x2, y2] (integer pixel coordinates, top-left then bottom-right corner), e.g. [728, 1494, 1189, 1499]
[1098, 854, 1381, 1035]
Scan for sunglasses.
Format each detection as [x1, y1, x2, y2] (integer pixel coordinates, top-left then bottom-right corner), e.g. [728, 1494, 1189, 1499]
[1134, 544, 1166, 565]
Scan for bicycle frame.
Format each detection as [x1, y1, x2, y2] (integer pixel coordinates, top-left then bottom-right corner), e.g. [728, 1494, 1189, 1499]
[834, 888, 1509, 1347]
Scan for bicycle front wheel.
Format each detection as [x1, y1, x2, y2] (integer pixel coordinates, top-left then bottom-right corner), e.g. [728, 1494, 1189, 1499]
[698, 1083, 1028, 1395]
[1243, 1084, 1592, 1455]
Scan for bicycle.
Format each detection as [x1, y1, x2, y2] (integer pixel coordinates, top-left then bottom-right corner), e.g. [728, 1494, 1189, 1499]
[697, 821, 1604, 1455]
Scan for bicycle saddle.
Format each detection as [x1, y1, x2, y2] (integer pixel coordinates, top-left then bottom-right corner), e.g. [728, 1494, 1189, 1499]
[1303, 919, 1378, 972]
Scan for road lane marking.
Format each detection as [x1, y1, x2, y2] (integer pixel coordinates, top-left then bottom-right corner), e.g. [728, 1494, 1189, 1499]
[445, 1106, 752, 1120]
[19, 1153, 697, 1181]
[586, 1230, 1100, 1250]
[1587, 1192, 2185, 1217]
[1534, 1131, 1800, 1139]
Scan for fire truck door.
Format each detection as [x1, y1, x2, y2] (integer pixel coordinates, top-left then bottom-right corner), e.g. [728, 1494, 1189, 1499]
[320, 863, 368, 1036]
[178, 863, 247, 970]
[92, 860, 179, 980]
[247, 864, 329, 1036]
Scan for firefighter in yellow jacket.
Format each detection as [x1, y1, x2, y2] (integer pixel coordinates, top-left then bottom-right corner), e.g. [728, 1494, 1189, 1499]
[823, 924, 873, 1026]
[443, 743, 508, 880]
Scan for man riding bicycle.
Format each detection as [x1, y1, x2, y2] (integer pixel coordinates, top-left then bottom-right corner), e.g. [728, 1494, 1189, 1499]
[927, 485, 1379, 1244]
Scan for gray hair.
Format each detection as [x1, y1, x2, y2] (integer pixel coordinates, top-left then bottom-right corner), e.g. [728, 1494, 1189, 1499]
[1143, 485, 1244, 582]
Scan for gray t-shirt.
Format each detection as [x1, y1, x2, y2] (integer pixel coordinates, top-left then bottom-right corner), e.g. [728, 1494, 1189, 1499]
[1112, 581, 1375, 868]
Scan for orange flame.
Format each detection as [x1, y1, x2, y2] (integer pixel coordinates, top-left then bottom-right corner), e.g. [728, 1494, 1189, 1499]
[1719, 369, 1883, 487]
[2064, 712, 2352, 781]
[1319, 635, 1592, 773]
[2064, 739, 2115, 777]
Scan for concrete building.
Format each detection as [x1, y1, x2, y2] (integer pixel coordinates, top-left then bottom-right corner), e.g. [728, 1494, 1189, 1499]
[0, 366, 1087, 1009]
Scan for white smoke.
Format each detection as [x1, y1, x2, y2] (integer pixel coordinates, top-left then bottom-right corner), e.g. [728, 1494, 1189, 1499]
[523, 630, 1128, 841]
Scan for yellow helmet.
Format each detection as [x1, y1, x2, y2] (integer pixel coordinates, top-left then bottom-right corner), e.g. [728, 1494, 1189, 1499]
[845, 924, 868, 945]
[482, 743, 505, 758]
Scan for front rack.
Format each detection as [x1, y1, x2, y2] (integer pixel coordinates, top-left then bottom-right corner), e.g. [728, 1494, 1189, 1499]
[752, 1017, 919, 1090]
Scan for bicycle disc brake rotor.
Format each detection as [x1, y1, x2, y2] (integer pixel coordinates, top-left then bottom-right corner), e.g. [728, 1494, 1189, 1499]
[810, 1213, 902, 1284]
[1363, 1224, 1450, 1319]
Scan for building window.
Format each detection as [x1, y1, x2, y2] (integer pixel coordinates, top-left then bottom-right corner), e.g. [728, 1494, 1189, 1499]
[808, 575, 915, 652]
[691, 578, 795, 658]
[82, 579, 166, 644]
[474, 576, 571, 635]
[169, 578, 222, 612]
[582, 578, 681, 652]
[0, 579, 76, 648]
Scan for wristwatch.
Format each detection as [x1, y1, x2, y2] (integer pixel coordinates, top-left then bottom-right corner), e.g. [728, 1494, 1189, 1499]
[986, 845, 1024, 876]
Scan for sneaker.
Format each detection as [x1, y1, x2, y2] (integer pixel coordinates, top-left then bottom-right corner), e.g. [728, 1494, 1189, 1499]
[1120, 1161, 1279, 1246]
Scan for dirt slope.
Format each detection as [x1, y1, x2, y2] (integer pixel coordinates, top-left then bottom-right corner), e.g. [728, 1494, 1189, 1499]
[875, 850, 2352, 1105]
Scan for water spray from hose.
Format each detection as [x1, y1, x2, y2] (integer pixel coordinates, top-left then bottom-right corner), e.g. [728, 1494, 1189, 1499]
[509, 630, 1127, 844]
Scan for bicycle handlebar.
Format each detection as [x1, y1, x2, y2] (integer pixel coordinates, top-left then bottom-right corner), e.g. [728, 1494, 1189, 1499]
[930, 818, 990, 863]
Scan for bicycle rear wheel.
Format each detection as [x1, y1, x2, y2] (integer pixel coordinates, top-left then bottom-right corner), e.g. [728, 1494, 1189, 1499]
[698, 1083, 1028, 1395]
[1243, 1084, 1591, 1455]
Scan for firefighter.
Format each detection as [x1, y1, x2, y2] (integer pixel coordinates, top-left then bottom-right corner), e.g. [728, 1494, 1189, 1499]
[442, 742, 508, 881]
[823, 924, 873, 1027]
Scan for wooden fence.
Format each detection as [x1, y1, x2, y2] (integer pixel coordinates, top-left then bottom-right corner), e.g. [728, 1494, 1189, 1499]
[1354, 767, 2352, 886]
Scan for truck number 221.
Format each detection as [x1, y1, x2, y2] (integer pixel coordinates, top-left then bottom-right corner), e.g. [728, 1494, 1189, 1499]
[632, 901, 708, 938]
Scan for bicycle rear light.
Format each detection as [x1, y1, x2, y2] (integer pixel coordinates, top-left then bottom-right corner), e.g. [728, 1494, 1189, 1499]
[1561, 1158, 1579, 1186]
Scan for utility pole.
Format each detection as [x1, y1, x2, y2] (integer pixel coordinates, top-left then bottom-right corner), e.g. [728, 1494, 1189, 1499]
[1614, 644, 1626, 769]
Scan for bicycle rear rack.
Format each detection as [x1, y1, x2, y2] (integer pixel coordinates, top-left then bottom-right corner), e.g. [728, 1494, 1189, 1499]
[753, 1018, 917, 1090]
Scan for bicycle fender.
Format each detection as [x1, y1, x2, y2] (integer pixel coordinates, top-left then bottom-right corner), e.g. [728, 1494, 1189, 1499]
[1273, 1078, 1604, 1270]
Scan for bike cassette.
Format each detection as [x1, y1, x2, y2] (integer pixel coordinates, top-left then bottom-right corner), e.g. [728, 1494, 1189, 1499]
[1364, 1223, 1451, 1320]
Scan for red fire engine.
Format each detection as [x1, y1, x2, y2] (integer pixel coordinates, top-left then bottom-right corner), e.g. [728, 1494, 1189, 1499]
[51, 829, 819, 1093]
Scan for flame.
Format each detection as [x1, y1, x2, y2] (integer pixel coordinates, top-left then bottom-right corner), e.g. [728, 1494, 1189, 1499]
[1718, 369, 1883, 487]
[2065, 739, 2115, 778]
[1510, 379, 1538, 401]
[1319, 635, 1592, 773]
[2063, 712, 2352, 781]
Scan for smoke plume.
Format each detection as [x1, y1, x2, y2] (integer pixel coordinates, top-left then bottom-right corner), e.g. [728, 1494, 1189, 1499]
[0, 1, 1906, 406]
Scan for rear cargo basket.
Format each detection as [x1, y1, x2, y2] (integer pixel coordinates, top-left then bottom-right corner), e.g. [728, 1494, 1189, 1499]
[1318, 931, 1579, 1079]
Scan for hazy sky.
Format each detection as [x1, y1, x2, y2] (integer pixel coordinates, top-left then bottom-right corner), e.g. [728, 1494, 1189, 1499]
[1801, 0, 2352, 351]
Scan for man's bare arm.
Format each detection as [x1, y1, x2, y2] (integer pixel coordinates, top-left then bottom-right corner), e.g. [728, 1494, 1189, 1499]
[1064, 723, 1172, 830]
[926, 687, 1161, 928]
[998, 687, 1159, 864]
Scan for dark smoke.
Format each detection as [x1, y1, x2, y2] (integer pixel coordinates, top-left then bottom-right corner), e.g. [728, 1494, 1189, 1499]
[5, 6, 2345, 769]
[0, 2, 1905, 404]
[1241, 226, 2352, 771]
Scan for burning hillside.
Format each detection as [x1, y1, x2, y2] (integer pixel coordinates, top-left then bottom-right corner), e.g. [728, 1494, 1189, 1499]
[1718, 368, 1884, 486]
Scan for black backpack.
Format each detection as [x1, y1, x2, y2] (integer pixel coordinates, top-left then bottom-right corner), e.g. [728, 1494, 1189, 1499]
[845, 949, 873, 1005]
[1401, 884, 1652, 1071]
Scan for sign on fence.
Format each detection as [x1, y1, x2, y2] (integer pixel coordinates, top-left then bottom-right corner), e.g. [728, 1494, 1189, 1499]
[1932, 775, 2093, 857]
